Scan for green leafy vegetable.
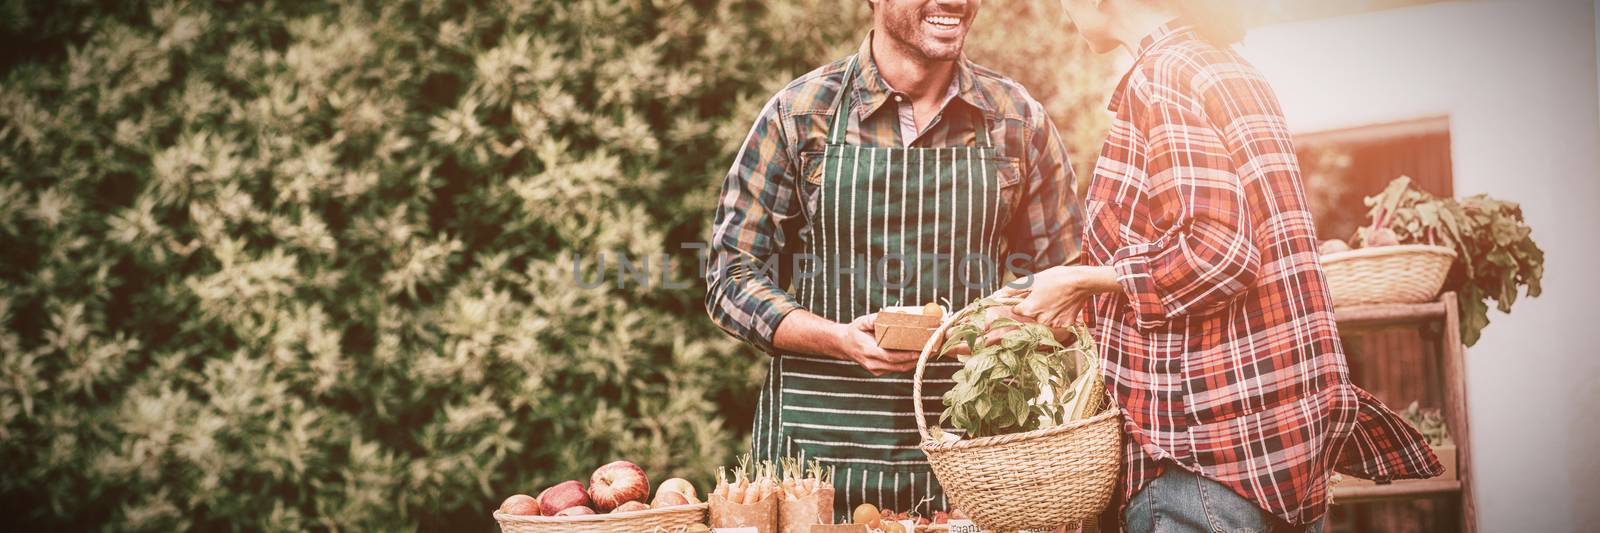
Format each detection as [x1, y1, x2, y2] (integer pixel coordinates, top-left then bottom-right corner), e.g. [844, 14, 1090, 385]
[1398, 401, 1451, 447]
[936, 298, 1098, 439]
[1356, 177, 1545, 346]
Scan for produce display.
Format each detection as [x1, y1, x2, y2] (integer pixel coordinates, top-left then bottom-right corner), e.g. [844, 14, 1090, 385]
[497, 460, 700, 518]
[494, 295, 1119, 532]
[842, 503, 969, 532]
[1322, 176, 1544, 345]
[496, 457, 973, 533]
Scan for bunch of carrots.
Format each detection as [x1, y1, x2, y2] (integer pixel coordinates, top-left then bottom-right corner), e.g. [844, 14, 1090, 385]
[713, 455, 836, 504]
[713, 455, 781, 505]
[779, 458, 834, 501]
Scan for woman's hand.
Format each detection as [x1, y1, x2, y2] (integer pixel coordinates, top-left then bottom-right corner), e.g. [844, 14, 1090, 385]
[1004, 265, 1121, 328]
[940, 304, 1078, 357]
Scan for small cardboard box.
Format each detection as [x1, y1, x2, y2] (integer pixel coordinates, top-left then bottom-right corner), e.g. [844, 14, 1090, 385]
[874, 306, 943, 351]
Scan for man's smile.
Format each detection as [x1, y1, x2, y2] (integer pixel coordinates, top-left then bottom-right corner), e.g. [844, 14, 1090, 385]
[923, 13, 965, 38]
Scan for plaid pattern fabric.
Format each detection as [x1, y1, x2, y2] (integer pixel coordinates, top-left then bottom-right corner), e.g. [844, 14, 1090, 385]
[707, 32, 1080, 352]
[1082, 24, 1442, 527]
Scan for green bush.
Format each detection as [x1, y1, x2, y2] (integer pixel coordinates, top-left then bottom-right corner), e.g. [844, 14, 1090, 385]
[0, 1, 1106, 530]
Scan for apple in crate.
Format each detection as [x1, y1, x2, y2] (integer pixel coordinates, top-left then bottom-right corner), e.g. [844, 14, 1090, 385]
[588, 460, 650, 512]
[651, 489, 691, 508]
[612, 501, 651, 513]
[655, 477, 699, 503]
[498, 494, 539, 516]
[537, 480, 591, 517]
[555, 506, 595, 516]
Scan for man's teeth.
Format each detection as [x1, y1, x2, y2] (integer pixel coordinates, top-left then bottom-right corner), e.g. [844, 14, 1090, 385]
[924, 15, 961, 27]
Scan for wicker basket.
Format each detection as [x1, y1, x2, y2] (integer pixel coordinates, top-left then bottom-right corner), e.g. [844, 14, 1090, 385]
[1322, 244, 1456, 307]
[911, 297, 1122, 531]
[493, 503, 707, 533]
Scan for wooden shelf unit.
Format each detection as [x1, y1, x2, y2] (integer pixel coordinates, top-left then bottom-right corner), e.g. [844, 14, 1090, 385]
[1333, 479, 1462, 503]
[1332, 292, 1475, 533]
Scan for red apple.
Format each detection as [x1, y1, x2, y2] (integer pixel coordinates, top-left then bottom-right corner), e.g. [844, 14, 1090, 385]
[612, 501, 651, 513]
[555, 505, 595, 516]
[498, 494, 539, 516]
[588, 460, 649, 512]
[655, 477, 699, 503]
[537, 480, 591, 517]
[651, 489, 690, 508]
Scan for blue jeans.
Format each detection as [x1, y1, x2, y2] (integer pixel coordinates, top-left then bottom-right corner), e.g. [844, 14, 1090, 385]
[1124, 466, 1325, 533]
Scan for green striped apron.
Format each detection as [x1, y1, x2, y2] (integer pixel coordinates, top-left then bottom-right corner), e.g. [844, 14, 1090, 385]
[751, 55, 1017, 522]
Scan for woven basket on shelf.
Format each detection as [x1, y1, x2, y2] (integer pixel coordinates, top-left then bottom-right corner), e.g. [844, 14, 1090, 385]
[1322, 244, 1456, 307]
[493, 502, 707, 533]
[912, 297, 1122, 532]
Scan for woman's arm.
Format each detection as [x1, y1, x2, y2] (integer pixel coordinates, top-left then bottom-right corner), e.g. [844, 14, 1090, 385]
[1108, 78, 1262, 330]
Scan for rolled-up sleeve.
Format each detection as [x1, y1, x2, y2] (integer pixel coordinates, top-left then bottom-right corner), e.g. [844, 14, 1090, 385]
[705, 95, 804, 353]
[1112, 86, 1260, 329]
[1005, 101, 1081, 273]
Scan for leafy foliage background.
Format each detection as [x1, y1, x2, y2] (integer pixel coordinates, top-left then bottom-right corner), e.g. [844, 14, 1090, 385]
[0, 0, 1108, 530]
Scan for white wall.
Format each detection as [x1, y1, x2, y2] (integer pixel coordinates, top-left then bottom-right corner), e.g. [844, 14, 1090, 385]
[1240, 2, 1600, 532]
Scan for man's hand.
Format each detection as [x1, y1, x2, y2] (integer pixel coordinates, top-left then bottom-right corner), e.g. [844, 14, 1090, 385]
[838, 313, 922, 376]
[771, 310, 921, 376]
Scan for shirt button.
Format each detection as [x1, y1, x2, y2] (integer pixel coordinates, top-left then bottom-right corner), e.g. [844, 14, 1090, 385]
[894, 95, 904, 102]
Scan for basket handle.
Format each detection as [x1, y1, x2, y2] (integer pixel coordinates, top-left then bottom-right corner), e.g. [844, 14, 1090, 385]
[911, 296, 1094, 443]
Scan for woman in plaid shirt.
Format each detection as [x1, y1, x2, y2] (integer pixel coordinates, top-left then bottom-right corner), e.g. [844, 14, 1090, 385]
[1007, 1, 1444, 531]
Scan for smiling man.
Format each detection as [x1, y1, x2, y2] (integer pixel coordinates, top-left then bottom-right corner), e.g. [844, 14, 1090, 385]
[705, 0, 1081, 520]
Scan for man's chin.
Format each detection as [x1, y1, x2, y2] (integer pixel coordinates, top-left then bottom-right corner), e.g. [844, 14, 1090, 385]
[915, 41, 965, 62]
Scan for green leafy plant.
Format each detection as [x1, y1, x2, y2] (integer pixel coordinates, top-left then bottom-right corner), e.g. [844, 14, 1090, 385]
[935, 299, 1097, 439]
[1355, 177, 1545, 346]
[1398, 401, 1451, 447]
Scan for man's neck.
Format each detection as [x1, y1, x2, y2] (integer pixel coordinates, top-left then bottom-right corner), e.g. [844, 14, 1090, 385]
[870, 31, 956, 102]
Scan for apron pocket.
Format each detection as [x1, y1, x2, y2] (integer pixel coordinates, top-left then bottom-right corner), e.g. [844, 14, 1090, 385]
[797, 150, 829, 223]
[992, 157, 1025, 237]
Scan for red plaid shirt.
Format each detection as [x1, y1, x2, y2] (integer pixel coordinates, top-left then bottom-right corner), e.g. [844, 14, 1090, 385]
[1082, 24, 1443, 527]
